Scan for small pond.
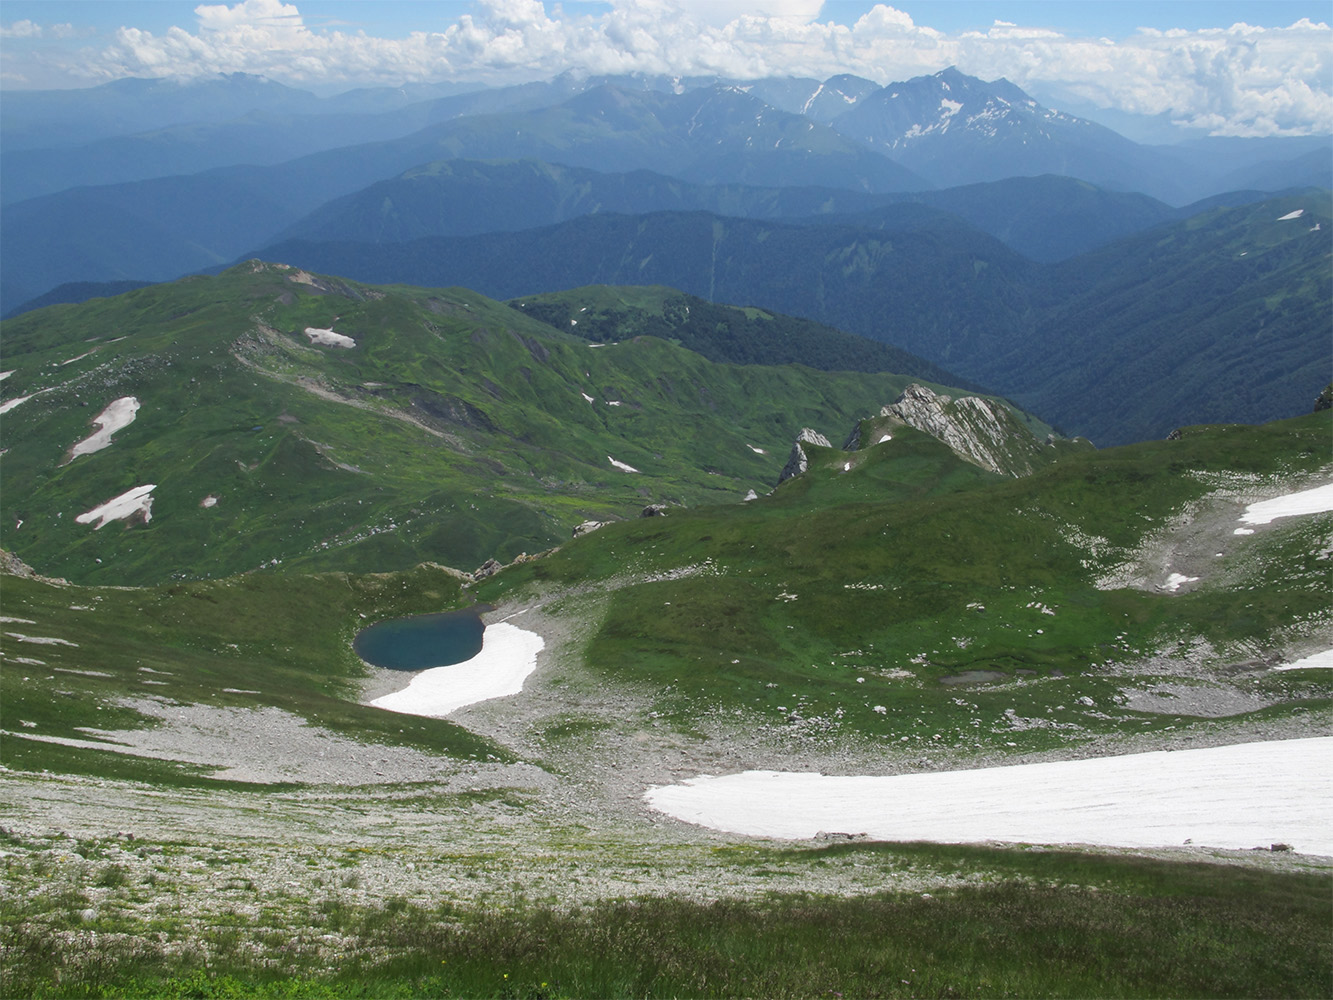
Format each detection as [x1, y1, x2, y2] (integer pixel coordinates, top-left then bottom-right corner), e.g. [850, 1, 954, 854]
[353, 608, 486, 672]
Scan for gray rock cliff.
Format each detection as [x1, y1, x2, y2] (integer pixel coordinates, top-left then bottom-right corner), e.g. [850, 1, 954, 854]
[778, 428, 832, 484]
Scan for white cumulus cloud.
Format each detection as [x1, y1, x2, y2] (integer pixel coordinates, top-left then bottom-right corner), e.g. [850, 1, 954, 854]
[1, 19, 43, 38]
[3, 1, 1329, 135]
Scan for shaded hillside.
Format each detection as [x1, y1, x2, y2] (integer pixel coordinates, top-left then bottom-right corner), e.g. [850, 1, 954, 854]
[278, 159, 1178, 264]
[507, 285, 975, 388]
[277, 158, 894, 245]
[988, 191, 1333, 444]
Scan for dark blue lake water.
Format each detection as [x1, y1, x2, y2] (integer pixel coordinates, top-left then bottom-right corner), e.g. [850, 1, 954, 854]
[353, 609, 485, 671]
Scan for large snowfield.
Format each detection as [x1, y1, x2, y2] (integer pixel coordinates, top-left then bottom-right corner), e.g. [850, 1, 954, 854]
[645, 738, 1333, 855]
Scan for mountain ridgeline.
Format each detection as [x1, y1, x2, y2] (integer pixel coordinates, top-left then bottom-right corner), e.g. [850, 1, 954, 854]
[0, 265, 1053, 586]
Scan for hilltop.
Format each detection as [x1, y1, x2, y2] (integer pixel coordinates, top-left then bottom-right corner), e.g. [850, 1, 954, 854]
[0, 265, 1041, 585]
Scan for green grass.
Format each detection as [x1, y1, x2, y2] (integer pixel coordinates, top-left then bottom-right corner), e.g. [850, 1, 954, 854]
[3, 846, 1327, 998]
[479, 411, 1332, 751]
[0, 265, 973, 586]
[0, 563, 511, 780]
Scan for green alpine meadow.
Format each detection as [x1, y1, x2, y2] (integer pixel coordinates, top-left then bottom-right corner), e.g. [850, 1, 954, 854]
[1, 256, 1329, 998]
[0, 263, 995, 584]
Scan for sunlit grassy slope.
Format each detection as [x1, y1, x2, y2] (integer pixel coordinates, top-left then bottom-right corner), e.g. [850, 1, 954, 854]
[0, 264, 994, 586]
[479, 412, 1331, 754]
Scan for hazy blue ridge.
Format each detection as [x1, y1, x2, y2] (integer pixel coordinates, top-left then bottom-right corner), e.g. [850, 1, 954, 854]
[252, 191, 1331, 445]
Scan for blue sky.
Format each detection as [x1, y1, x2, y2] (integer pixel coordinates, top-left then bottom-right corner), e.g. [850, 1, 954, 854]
[4, 1, 1327, 37]
[2, 1, 1329, 135]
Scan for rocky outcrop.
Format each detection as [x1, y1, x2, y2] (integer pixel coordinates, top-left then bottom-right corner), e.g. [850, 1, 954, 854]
[876, 384, 1045, 477]
[469, 550, 546, 582]
[641, 504, 670, 517]
[0, 548, 68, 585]
[778, 428, 832, 484]
[573, 520, 607, 538]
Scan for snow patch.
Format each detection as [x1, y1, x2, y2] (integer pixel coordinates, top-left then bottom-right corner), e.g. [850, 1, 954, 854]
[1277, 208, 1305, 220]
[75, 484, 155, 529]
[581, 392, 595, 404]
[5, 633, 78, 647]
[608, 456, 639, 473]
[370, 623, 545, 718]
[201, 495, 219, 508]
[303, 327, 356, 348]
[1239, 483, 1333, 526]
[1163, 572, 1199, 592]
[0, 394, 34, 414]
[645, 738, 1333, 854]
[0, 371, 13, 381]
[1274, 649, 1333, 671]
[747, 444, 767, 454]
[68, 396, 139, 460]
[878, 434, 892, 444]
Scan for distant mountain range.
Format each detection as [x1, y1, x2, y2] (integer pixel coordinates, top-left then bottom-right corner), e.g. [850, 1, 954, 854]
[3, 67, 1327, 311]
[1, 66, 1328, 448]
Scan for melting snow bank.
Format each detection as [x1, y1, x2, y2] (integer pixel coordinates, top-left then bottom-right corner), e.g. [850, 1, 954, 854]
[1236, 483, 1333, 533]
[304, 326, 356, 348]
[68, 396, 139, 459]
[645, 738, 1333, 855]
[370, 622, 544, 717]
[1274, 649, 1333, 671]
[0, 394, 34, 415]
[75, 484, 155, 529]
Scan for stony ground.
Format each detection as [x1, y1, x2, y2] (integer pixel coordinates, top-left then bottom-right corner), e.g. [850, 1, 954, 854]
[2, 471, 1330, 976]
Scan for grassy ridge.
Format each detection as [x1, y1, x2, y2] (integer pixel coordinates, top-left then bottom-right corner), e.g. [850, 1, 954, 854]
[0, 265, 971, 585]
[481, 412, 1332, 752]
[3, 845, 1327, 998]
